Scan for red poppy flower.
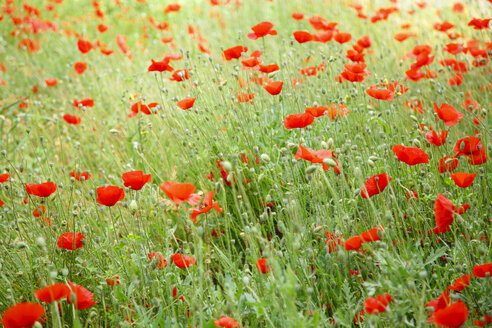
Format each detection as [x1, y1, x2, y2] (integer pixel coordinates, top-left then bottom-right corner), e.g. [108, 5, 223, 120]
[147, 58, 173, 72]
[214, 316, 240, 328]
[443, 43, 464, 55]
[241, 57, 260, 68]
[189, 191, 223, 223]
[247, 21, 277, 40]
[334, 32, 352, 44]
[453, 137, 481, 155]
[96, 186, 125, 206]
[433, 194, 455, 233]
[223, 46, 248, 61]
[25, 182, 57, 197]
[468, 18, 491, 30]
[0, 173, 10, 183]
[74, 61, 87, 74]
[164, 3, 181, 14]
[305, 106, 328, 117]
[434, 21, 455, 32]
[392, 145, 429, 165]
[434, 103, 463, 126]
[433, 300, 468, 328]
[344, 235, 362, 250]
[450, 172, 476, 188]
[361, 173, 392, 199]
[148, 252, 167, 269]
[159, 181, 201, 205]
[284, 112, 315, 129]
[360, 226, 383, 242]
[472, 263, 492, 278]
[237, 92, 255, 104]
[35, 283, 70, 303]
[293, 31, 313, 43]
[107, 276, 120, 286]
[259, 64, 279, 73]
[263, 81, 283, 95]
[97, 23, 108, 33]
[291, 12, 304, 20]
[448, 74, 463, 87]
[176, 97, 196, 110]
[45, 78, 57, 87]
[357, 35, 372, 48]
[57, 232, 85, 250]
[363, 294, 392, 314]
[70, 169, 92, 181]
[33, 205, 46, 217]
[172, 253, 196, 269]
[122, 171, 151, 190]
[256, 258, 272, 273]
[426, 130, 448, 146]
[67, 282, 96, 310]
[366, 86, 394, 101]
[295, 145, 340, 173]
[454, 203, 469, 214]
[77, 38, 93, 54]
[1, 303, 45, 328]
[448, 274, 471, 292]
[63, 114, 81, 125]
[73, 98, 95, 108]
[170, 69, 191, 82]
[438, 156, 459, 173]
[394, 32, 415, 42]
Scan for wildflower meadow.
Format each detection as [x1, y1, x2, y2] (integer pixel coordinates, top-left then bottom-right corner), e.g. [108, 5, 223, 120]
[0, 0, 491, 327]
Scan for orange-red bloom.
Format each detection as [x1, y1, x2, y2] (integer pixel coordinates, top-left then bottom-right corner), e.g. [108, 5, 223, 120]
[67, 282, 96, 310]
[361, 173, 391, 199]
[35, 283, 70, 303]
[176, 97, 196, 110]
[450, 172, 476, 188]
[263, 81, 283, 95]
[392, 145, 429, 165]
[96, 186, 125, 206]
[364, 294, 392, 314]
[293, 31, 313, 43]
[122, 171, 151, 190]
[426, 130, 448, 146]
[433, 194, 455, 234]
[57, 232, 85, 250]
[434, 103, 463, 126]
[247, 21, 277, 40]
[1, 303, 45, 328]
[284, 113, 314, 129]
[214, 316, 240, 328]
[63, 114, 81, 125]
[74, 61, 87, 74]
[172, 253, 196, 269]
[256, 258, 272, 273]
[433, 300, 468, 328]
[189, 191, 223, 223]
[148, 252, 167, 269]
[159, 181, 201, 205]
[25, 182, 57, 197]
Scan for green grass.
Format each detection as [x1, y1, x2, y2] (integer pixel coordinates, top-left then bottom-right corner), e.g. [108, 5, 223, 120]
[0, 0, 491, 327]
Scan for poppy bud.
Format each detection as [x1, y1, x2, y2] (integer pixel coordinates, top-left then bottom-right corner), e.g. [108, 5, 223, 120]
[412, 139, 421, 147]
[305, 165, 318, 174]
[61, 268, 69, 276]
[34, 322, 43, 328]
[129, 200, 138, 212]
[260, 154, 271, 162]
[220, 161, 232, 171]
[323, 158, 337, 167]
[367, 159, 375, 167]
[35, 237, 46, 247]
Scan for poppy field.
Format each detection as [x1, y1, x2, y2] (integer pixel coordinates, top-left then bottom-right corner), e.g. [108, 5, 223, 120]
[0, 0, 491, 327]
